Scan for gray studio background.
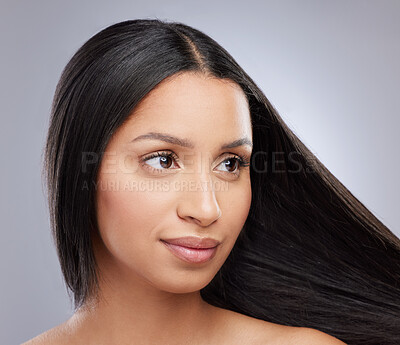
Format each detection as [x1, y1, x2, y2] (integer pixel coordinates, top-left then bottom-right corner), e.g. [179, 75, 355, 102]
[1, 0, 399, 344]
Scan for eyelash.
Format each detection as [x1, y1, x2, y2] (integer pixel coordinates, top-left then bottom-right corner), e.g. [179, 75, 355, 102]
[139, 150, 251, 175]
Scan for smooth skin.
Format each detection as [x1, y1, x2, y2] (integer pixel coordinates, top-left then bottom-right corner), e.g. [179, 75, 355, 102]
[23, 72, 346, 345]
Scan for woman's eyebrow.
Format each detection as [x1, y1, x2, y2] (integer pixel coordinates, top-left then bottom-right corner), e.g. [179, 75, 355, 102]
[131, 132, 253, 149]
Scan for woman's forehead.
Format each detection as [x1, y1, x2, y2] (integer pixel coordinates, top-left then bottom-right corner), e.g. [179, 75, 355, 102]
[120, 72, 252, 142]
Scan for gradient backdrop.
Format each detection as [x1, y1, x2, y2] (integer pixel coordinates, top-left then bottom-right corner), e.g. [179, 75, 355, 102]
[1, 1, 399, 344]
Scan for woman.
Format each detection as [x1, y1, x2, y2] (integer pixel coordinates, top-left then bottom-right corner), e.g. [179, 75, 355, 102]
[24, 19, 399, 344]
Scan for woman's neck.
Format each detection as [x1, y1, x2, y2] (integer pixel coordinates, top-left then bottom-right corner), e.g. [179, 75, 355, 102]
[64, 273, 219, 344]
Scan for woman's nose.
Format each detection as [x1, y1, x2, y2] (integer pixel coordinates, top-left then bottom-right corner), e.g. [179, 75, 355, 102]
[176, 170, 222, 227]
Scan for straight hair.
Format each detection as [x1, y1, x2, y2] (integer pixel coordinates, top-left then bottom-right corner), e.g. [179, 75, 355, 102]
[43, 19, 400, 345]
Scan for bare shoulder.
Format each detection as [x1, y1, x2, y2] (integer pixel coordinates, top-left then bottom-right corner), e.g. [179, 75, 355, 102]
[211, 306, 346, 345]
[251, 319, 347, 345]
[211, 307, 296, 344]
[285, 327, 347, 345]
[248, 319, 347, 345]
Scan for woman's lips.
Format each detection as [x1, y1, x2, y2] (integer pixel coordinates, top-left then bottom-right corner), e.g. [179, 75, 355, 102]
[160, 237, 219, 264]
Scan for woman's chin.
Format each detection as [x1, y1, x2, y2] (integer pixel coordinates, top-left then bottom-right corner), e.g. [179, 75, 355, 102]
[154, 274, 214, 294]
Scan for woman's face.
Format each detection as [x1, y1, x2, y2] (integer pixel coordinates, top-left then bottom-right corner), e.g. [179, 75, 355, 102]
[94, 72, 253, 294]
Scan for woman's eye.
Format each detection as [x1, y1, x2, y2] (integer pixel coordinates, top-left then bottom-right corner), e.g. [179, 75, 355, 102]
[140, 151, 180, 173]
[216, 156, 250, 176]
[140, 151, 250, 176]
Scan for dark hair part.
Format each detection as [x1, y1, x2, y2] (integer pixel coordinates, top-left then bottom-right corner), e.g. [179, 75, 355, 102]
[43, 19, 400, 345]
